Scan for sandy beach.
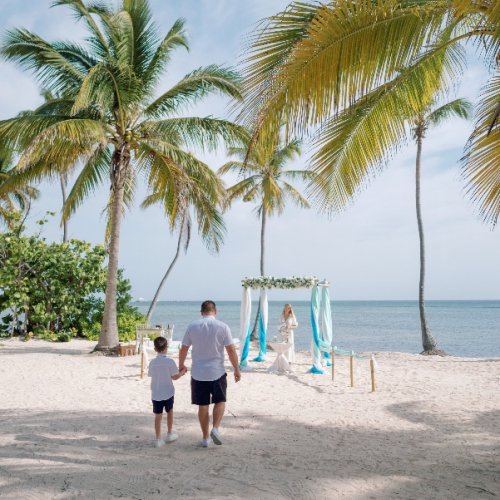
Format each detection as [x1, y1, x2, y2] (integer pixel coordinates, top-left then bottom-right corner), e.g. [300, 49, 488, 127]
[0, 338, 499, 499]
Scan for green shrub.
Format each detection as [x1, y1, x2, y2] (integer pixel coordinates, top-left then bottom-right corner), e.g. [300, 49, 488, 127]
[118, 310, 147, 342]
[1, 217, 145, 343]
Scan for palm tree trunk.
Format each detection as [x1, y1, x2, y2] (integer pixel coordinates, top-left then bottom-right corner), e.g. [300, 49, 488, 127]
[251, 209, 267, 338]
[96, 146, 129, 352]
[146, 217, 185, 324]
[260, 208, 266, 276]
[60, 173, 68, 243]
[415, 132, 439, 354]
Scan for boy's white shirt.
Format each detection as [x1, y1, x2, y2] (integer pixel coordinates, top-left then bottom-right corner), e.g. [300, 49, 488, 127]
[148, 354, 179, 401]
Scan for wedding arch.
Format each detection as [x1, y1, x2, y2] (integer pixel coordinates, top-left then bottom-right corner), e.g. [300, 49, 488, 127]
[239, 276, 333, 373]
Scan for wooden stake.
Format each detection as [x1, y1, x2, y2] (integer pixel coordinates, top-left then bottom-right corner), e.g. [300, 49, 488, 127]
[350, 351, 354, 387]
[370, 354, 376, 392]
[331, 348, 335, 381]
[140, 334, 145, 379]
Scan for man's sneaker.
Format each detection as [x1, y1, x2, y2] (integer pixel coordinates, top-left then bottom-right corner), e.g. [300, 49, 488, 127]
[166, 432, 178, 443]
[210, 428, 223, 445]
[154, 439, 165, 448]
[199, 438, 212, 448]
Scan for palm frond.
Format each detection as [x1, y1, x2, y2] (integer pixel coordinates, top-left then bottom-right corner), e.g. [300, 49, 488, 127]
[144, 65, 243, 119]
[462, 72, 500, 227]
[427, 97, 473, 126]
[17, 118, 108, 171]
[122, 0, 158, 76]
[71, 63, 116, 115]
[1, 28, 84, 95]
[281, 181, 311, 209]
[270, 139, 301, 168]
[62, 146, 111, 221]
[51, 0, 111, 57]
[141, 117, 249, 153]
[241, 0, 451, 139]
[0, 115, 76, 154]
[308, 34, 466, 213]
[143, 18, 188, 88]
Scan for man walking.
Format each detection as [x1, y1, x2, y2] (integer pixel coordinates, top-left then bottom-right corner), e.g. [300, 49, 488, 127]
[179, 300, 241, 447]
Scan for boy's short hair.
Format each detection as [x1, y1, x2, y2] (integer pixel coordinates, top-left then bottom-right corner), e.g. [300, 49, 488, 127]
[154, 336, 168, 352]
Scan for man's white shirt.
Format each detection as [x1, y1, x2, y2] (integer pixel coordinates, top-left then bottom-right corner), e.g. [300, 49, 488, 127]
[182, 315, 233, 381]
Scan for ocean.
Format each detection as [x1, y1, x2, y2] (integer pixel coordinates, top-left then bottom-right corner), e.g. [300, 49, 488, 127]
[133, 300, 500, 358]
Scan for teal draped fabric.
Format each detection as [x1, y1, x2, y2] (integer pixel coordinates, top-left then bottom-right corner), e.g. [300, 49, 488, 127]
[253, 289, 268, 362]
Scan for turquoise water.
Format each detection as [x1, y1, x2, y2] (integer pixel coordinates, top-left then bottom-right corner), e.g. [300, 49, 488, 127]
[133, 300, 500, 358]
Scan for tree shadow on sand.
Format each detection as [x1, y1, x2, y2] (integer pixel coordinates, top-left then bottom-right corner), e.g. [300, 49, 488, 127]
[0, 344, 93, 356]
[0, 401, 498, 499]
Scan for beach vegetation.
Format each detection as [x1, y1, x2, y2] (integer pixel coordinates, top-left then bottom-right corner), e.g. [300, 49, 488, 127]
[0, 0, 247, 351]
[0, 152, 38, 230]
[0, 215, 144, 341]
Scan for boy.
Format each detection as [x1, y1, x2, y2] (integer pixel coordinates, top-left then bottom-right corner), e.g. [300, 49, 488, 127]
[148, 336, 187, 448]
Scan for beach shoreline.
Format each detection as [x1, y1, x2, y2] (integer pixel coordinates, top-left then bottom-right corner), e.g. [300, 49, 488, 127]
[0, 338, 499, 499]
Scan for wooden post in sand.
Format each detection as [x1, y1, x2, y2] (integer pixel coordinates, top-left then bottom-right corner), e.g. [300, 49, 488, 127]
[140, 335, 145, 379]
[331, 348, 335, 381]
[370, 354, 376, 392]
[350, 351, 354, 387]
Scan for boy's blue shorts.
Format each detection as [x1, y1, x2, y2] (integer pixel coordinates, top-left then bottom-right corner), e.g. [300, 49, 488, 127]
[152, 396, 174, 414]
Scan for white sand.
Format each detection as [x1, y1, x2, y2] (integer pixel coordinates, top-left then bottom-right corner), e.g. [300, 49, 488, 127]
[0, 338, 499, 499]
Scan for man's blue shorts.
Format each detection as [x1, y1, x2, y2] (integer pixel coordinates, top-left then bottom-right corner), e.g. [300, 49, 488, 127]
[152, 396, 174, 414]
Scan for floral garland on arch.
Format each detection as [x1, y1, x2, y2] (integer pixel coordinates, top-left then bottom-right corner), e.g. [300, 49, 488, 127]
[241, 276, 319, 289]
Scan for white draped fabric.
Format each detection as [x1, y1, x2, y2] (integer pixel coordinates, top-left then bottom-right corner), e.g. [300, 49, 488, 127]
[239, 287, 252, 367]
[320, 285, 333, 366]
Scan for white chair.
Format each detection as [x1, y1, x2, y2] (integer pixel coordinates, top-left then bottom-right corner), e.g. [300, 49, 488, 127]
[136, 325, 165, 378]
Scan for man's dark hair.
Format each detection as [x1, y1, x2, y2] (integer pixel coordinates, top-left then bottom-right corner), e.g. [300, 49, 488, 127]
[201, 300, 216, 314]
[154, 336, 168, 352]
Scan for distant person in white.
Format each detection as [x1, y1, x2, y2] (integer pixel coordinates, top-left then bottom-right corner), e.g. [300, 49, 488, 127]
[179, 300, 241, 448]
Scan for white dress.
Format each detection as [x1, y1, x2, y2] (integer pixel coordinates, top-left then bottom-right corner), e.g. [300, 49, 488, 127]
[278, 313, 297, 363]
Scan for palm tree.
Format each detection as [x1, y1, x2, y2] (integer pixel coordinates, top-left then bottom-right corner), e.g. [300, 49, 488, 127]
[142, 161, 226, 323]
[240, 0, 499, 224]
[0, 152, 38, 229]
[285, 79, 471, 353]
[0, 0, 246, 351]
[219, 135, 313, 281]
[412, 99, 472, 353]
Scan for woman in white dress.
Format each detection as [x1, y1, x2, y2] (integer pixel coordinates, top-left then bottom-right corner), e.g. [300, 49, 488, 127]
[278, 304, 298, 363]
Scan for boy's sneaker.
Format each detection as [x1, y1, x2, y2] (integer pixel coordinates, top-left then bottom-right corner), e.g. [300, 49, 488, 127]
[210, 428, 223, 445]
[166, 432, 178, 443]
[154, 439, 165, 448]
[199, 438, 212, 448]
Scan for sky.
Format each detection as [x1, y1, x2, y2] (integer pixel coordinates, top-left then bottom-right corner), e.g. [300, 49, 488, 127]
[0, 0, 498, 302]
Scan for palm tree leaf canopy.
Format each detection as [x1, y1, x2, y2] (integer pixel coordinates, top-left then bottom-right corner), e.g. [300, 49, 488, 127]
[0, 0, 245, 347]
[241, 0, 499, 224]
